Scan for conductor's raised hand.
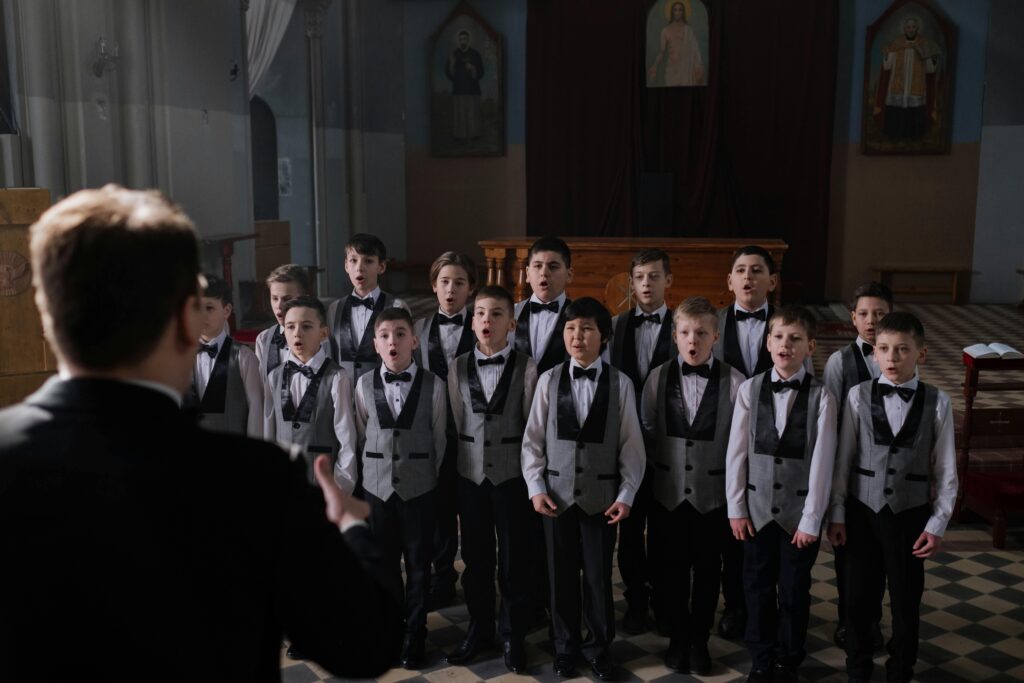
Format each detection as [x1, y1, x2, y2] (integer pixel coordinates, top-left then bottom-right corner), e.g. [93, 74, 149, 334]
[531, 493, 559, 518]
[604, 501, 631, 525]
[313, 455, 370, 529]
[730, 517, 756, 541]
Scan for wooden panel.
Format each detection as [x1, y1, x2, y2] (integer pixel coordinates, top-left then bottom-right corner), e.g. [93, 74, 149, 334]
[480, 236, 788, 312]
[254, 220, 291, 291]
[0, 189, 56, 407]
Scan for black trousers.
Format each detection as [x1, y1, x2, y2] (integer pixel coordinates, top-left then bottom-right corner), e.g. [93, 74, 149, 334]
[431, 443, 460, 592]
[648, 501, 725, 646]
[834, 543, 884, 625]
[721, 532, 746, 613]
[616, 472, 651, 609]
[544, 505, 617, 658]
[366, 489, 436, 636]
[845, 499, 930, 683]
[743, 521, 820, 670]
[458, 476, 533, 643]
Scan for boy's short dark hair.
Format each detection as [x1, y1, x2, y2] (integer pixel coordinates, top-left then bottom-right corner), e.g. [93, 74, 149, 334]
[429, 251, 478, 289]
[673, 296, 717, 326]
[202, 274, 232, 306]
[768, 305, 817, 341]
[265, 263, 309, 292]
[850, 281, 894, 310]
[631, 248, 672, 276]
[564, 297, 612, 343]
[474, 284, 514, 313]
[346, 233, 388, 261]
[876, 311, 925, 346]
[374, 306, 414, 332]
[29, 184, 200, 370]
[281, 295, 327, 327]
[528, 236, 572, 269]
[730, 245, 776, 275]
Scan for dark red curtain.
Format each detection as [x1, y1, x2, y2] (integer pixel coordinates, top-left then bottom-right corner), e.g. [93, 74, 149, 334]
[526, 0, 839, 301]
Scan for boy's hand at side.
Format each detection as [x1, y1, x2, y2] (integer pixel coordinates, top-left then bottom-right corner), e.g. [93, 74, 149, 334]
[791, 530, 818, 549]
[912, 531, 942, 558]
[730, 517, 755, 541]
[604, 502, 631, 525]
[827, 522, 846, 547]
[531, 493, 559, 518]
[314, 455, 370, 529]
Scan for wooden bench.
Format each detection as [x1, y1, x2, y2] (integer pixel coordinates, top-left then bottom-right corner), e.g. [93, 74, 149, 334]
[872, 265, 969, 304]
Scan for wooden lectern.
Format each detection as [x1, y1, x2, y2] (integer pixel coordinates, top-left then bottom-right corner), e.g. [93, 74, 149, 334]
[480, 237, 787, 313]
[0, 188, 55, 407]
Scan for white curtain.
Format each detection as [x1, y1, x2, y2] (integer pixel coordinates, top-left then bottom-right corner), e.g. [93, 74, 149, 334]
[247, 0, 297, 96]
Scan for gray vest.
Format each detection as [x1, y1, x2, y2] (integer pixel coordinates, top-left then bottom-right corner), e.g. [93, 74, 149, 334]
[454, 351, 529, 486]
[188, 338, 248, 436]
[850, 379, 938, 515]
[256, 325, 287, 377]
[651, 358, 735, 513]
[359, 369, 439, 502]
[837, 342, 872, 419]
[543, 362, 622, 516]
[746, 372, 823, 534]
[269, 359, 342, 484]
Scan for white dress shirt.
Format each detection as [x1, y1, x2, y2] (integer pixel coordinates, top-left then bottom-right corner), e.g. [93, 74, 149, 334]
[526, 292, 567, 361]
[194, 327, 229, 399]
[640, 355, 746, 443]
[344, 360, 449, 492]
[262, 347, 357, 483]
[521, 358, 646, 507]
[341, 287, 410, 344]
[725, 367, 838, 536]
[829, 374, 958, 537]
[447, 345, 539, 430]
[437, 307, 468, 366]
[734, 302, 769, 376]
[633, 303, 668, 379]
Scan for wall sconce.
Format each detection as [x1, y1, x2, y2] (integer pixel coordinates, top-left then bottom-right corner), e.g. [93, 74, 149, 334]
[92, 37, 119, 78]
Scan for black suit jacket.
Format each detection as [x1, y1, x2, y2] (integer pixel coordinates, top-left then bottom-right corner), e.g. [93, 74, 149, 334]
[0, 378, 402, 682]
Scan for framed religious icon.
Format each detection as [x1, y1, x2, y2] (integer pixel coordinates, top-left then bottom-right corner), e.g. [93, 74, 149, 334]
[645, 0, 709, 88]
[862, 0, 956, 155]
[430, 1, 505, 157]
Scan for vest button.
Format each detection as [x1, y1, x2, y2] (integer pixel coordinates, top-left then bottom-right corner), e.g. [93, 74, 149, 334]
[486, 414, 494, 421]
[889, 446, 898, 455]
[392, 454, 400, 461]
[774, 458, 783, 465]
[887, 468, 896, 475]
[684, 487, 692, 494]
[771, 506, 780, 514]
[576, 467, 583, 474]
[484, 440, 492, 446]
[884, 487, 893, 495]
[773, 483, 782, 490]
[686, 440, 694, 447]
[292, 422, 300, 429]
[486, 463, 493, 468]
[355, 363, 362, 369]
[393, 476, 400, 484]
[577, 442, 585, 449]
[393, 430, 401, 438]
[685, 465, 693, 471]
[573, 488, 582, 496]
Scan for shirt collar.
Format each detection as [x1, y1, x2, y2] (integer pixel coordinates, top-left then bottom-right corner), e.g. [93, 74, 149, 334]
[855, 336, 873, 354]
[634, 303, 668, 320]
[438, 305, 468, 320]
[570, 357, 603, 379]
[735, 301, 769, 315]
[529, 291, 566, 309]
[200, 326, 229, 350]
[678, 353, 714, 369]
[353, 286, 381, 302]
[771, 366, 807, 384]
[290, 347, 327, 373]
[475, 343, 512, 362]
[878, 372, 919, 390]
[381, 359, 418, 380]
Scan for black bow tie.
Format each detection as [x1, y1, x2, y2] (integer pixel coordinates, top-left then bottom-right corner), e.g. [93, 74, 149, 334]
[770, 378, 801, 393]
[530, 300, 559, 314]
[286, 360, 316, 380]
[735, 308, 767, 322]
[572, 366, 598, 381]
[438, 314, 463, 326]
[271, 327, 287, 349]
[477, 355, 506, 367]
[385, 371, 412, 384]
[681, 363, 711, 378]
[636, 313, 661, 324]
[199, 342, 219, 358]
[349, 295, 374, 310]
[879, 384, 915, 402]
[861, 342, 874, 356]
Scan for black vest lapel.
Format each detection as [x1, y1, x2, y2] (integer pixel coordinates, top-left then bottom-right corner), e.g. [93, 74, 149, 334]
[514, 304, 532, 356]
[611, 313, 641, 388]
[723, 308, 746, 375]
[664, 358, 720, 440]
[456, 313, 476, 357]
[650, 317, 674, 375]
[556, 363, 610, 443]
[687, 359, 721, 440]
[426, 314, 448, 378]
[267, 326, 286, 375]
[870, 379, 927, 448]
[754, 372, 811, 460]
[333, 297, 357, 361]
[373, 367, 425, 430]
[284, 360, 331, 423]
[199, 337, 233, 413]
[752, 305, 775, 376]
[357, 294, 390, 361]
[537, 300, 571, 374]
[468, 352, 517, 414]
[845, 342, 871, 383]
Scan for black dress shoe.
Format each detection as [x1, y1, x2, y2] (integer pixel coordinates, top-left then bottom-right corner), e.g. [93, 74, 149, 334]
[503, 640, 527, 674]
[718, 607, 746, 640]
[400, 635, 425, 670]
[588, 653, 615, 681]
[689, 642, 712, 676]
[553, 653, 578, 678]
[773, 662, 798, 683]
[746, 667, 774, 682]
[834, 624, 847, 648]
[445, 636, 495, 665]
[285, 644, 305, 660]
[663, 640, 689, 672]
[621, 603, 648, 635]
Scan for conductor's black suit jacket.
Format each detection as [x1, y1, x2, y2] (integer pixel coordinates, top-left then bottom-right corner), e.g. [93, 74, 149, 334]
[0, 377, 402, 682]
